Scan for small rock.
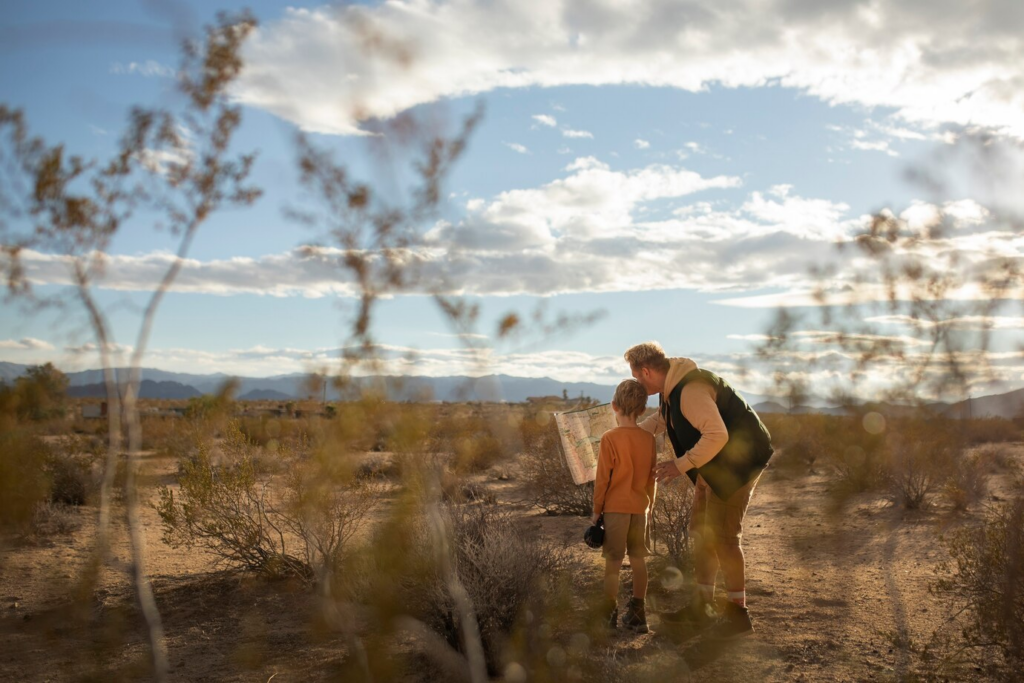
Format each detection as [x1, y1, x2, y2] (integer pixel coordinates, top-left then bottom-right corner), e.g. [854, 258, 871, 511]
[8, 603, 17, 610]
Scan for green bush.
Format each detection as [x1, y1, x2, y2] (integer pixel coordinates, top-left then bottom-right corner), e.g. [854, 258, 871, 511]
[0, 363, 69, 422]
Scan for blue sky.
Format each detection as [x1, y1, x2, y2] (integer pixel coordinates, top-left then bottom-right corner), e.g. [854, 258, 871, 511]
[2, 0, 1023, 400]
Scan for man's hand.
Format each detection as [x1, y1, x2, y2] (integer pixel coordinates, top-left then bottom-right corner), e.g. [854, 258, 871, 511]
[655, 460, 683, 483]
[592, 512, 602, 525]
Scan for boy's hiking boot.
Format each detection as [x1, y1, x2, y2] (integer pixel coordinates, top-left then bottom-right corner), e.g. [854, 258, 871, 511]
[600, 599, 618, 632]
[622, 597, 649, 634]
[704, 602, 754, 641]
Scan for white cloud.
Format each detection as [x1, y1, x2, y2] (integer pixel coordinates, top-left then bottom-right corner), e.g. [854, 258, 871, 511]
[634, 139, 650, 149]
[562, 128, 593, 139]
[532, 114, 557, 127]
[110, 60, 174, 78]
[65, 342, 134, 356]
[60, 343, 631, 385]
[504, 142, 529, 154]
[850, 139, 899, 157]
[234, 1, 1024, 139]
[0, 338, 55, 351]
[865, 315, 1024, 331]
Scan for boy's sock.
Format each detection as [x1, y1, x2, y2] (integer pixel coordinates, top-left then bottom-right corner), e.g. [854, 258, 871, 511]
[727, 590, 746, 608]
[698, 584, 715, 604]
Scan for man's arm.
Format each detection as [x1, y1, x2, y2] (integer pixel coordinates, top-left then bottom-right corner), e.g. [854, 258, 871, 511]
[654, 382, 729, 482]
[646, 438, 658, 510]
[638, 407, 665, 436]
[673, 382, 728, 475]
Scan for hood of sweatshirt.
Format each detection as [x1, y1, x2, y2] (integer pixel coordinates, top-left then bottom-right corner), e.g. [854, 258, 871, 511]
[662, 357, 698, 400]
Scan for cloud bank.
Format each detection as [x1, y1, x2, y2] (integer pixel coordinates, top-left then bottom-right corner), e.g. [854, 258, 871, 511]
[14, 156, 1017, 304]
[235, 0, 1024, 138]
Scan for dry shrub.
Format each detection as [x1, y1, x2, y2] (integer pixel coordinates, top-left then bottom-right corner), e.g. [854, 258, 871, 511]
[278, 456, 382, 579]
[451, 431, 505, 472]
[961, 417, 1021, 446]
[430, 409, 511, 473]
[885, 419, 963, 509]
[156, 424, 307, 577]
[519, 407, 559, 453]
[761, 413, 836, 475]
[440, 470, 496, 505]
[0, 429, 51, 534]
[40, 435, 104, 506]
[158, 421, 379, 581]
[236, 414, 319, 450]
[820, 417, 887, 498]
[30, 501, 81, 537]
[518, 447, 593, 516]
[974, 443, 1019, 475]
[354, 453, 402, 480]
[941, 451, 990, 511]
[935, 496, 1024, 670]
[402, 502, 576, 675]
[139, 415, 183, 450]
[652, 478, 694, 571]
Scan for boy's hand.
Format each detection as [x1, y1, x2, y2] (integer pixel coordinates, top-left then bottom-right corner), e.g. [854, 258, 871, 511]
[592, 513, 602, 525]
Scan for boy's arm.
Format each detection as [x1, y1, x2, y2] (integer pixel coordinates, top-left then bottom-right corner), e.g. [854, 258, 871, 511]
[593, 435, 614, 522]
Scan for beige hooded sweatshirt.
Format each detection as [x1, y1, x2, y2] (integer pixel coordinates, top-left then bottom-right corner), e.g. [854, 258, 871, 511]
[638, 357, 729, 476]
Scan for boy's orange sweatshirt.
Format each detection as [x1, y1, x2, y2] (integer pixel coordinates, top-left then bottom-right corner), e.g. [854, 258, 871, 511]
[592, 425, 657, 515]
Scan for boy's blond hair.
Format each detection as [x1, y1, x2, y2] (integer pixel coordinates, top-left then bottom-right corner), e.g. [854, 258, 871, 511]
[613, 379, 648, 419]
[624, 341, 670, 373]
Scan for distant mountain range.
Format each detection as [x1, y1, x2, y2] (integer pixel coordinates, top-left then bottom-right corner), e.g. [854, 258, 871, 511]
[3, 361, 1023, 418]
[0, 361, 624, 404]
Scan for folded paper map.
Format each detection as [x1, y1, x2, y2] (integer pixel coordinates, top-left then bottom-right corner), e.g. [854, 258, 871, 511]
[554, 402, 616, 485]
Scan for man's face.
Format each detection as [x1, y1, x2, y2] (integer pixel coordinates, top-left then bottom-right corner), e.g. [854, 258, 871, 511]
[631, 364, 660, 396]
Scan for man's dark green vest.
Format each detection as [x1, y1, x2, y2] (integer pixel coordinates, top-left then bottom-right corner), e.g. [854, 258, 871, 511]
[661, 368, 774, 500]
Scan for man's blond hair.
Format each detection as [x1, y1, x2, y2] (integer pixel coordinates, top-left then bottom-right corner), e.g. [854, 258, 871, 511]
[624, 341, 670, 373]
[613, 379, 648, 419]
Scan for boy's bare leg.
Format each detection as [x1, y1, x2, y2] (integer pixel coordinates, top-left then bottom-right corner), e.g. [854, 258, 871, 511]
[604, 558, 622, 604]
[629, 555, 648, 598]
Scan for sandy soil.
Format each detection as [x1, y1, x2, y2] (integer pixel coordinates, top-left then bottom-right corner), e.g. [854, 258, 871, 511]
[2, 443, 1020, 682]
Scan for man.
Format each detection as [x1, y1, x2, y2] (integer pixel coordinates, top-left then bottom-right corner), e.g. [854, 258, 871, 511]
[624, 341, 773, 639]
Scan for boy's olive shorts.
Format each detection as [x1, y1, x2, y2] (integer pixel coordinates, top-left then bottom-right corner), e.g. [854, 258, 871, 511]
[602, 512, 650, 560]
[689, 473, 761, 547]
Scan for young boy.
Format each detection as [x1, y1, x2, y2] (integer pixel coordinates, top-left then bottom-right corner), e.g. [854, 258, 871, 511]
[592, 378, 658, 633]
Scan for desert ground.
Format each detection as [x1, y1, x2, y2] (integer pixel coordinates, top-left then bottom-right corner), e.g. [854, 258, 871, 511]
[1, 408, 1021, 682]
